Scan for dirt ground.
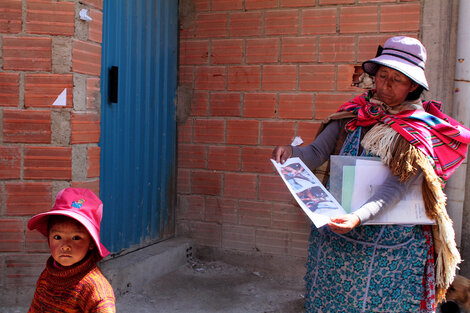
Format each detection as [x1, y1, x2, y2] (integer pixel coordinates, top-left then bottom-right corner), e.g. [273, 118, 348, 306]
[115, 258, 305, 313]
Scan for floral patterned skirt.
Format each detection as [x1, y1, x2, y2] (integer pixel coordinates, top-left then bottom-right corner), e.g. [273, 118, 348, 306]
[304, 224, 435, 313]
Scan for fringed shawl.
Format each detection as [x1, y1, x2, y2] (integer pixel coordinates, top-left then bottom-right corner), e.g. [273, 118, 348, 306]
[333, 90, 470, 302]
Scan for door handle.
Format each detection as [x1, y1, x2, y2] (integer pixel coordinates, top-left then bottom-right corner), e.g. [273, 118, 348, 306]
[109, 66, 118, 103]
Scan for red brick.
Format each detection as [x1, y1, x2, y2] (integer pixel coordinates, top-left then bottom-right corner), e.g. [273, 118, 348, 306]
[255, 229, 289, 255]
[196, 13, 228, 38]
[246, 38, 279, 64]
[3, 109, 51, 144]
[315, 93, 353, 119]
[212, 0, 243, 11]
[291, 231, 309, 257]
[297, 121, 322, 145]
[179, 66, 194, 86]
[191, 91, 209, 116]
[229, 11, 262, 37]
[222, 224, 255, 251]
[0, 146, 21, 179]
[180, 40, 209, 65]
[299, 65, 335, 91]
[205, 197, 238, 224]
[211, 39, 243, 64]
[177, 168, 191, 194]
[26, 0, 74, 36]
[86, 77, 100, 110]
[265, 10, 299, 36]
[227, 66, 261, 91]
[25, 229, 49, 253]
[0, 219, 23, 252]
[0, 0, 22, 33]
[80, 0, 103, 10]
[357, 35, 392, 62]
[319, 0, 354, 4]
[25, 74, 73, 108]
[178, 144, 207, 169]
[262, 65, 297, 91]
[278, 94, 313, 120]
[195, 66, 226, 91]
[71, 112, 100, 144]
[178, 119, 192, 143]
[245, 0, 277, 10]
[281, 37, 316, 63]
[0, 72, 20, 107]
[241, 147, 275, 173]
[280, 0, 315, 7]
[243, 93, 276, 118]
[71, 180, 99, 196]
[224, 173, 257, 199]
[337, 64, 359, 92]
[87, 146, 100, 178]
[191, 170, 222, 195]
[177, 195, 204, 221]
[272, 203, 310, 231]
[318, 36, 355, 63]
[239, 200, 271, 227]
[208, 146, 239, 171]
[340, 6, 378, 34]
[261, 121, 295, 146]
[88, 8, 103, 43]
[193, 119, 225, 143]
[183, 221, 221, 247]
[5, 182, 52, 216]
[226, 120, 259, 145]
[3, 36, 51, 71]
[210, 92, 242, 116]
[72, 40, 101, 76]
[380, 4, 420, 32]
[24, 146, 72, 180]
[258, 174, 292, 201]
[5, 254, 48, 287]
[301, 8, 336, 35]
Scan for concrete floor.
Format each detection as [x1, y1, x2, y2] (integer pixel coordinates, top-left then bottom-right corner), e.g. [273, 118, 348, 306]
[116, 258, 305, 313]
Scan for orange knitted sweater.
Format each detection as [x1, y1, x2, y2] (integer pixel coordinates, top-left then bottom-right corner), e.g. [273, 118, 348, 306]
[28, 252, 115, 313]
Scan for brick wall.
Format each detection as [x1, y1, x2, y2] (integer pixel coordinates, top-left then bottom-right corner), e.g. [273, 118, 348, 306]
[0, 0, 103, 303]
[176, 0, 422, 257]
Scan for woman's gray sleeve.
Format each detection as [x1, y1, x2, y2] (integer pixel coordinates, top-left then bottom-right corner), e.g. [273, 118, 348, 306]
[353, 171, 423, 223]
[291, 120, 340, 170]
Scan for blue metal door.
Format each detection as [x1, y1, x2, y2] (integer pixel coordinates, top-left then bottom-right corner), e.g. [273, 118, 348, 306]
[100, 0, 178, 253]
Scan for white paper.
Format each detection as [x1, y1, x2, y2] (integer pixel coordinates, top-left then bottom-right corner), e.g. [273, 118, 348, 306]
[271, 157, 346, 228]
[52, 88, 67, 106]
[351, 159, 433, 225]
[290, 136, 303, 147]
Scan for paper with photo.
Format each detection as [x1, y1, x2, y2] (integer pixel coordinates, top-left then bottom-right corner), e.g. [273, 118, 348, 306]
[271, 157, 346, 228]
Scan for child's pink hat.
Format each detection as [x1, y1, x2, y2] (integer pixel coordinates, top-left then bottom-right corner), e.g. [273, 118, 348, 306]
[28, 188, 110, 258]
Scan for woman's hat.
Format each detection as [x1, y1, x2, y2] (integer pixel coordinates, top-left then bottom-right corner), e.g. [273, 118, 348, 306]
[28, 188, 110, 258]
[362, 36, 429, 90]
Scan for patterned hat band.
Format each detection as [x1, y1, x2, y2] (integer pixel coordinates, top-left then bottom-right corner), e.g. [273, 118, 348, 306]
[378, 47, 425, 70]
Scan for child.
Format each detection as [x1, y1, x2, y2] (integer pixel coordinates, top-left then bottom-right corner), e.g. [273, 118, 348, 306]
[27, 188, 116, 312]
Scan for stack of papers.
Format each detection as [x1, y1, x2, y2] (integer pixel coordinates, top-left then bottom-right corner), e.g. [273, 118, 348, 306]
[272, 156, 433, 227]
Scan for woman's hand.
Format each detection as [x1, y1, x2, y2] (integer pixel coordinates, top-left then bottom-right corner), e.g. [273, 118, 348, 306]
[328, 214, 360, 234]
[272, 145, 293, 164]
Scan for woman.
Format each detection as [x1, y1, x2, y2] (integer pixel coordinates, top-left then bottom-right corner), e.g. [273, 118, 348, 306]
[272, 36, 470, 312]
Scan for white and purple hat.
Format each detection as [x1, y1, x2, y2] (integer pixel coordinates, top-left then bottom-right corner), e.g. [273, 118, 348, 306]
[362, 36, 429, 90]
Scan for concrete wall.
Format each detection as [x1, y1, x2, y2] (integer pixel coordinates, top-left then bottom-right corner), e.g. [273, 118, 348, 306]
[0, 0, 103, 305]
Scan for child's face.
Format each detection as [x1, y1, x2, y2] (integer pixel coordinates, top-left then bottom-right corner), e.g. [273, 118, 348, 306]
[48, 219, 94, 267]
